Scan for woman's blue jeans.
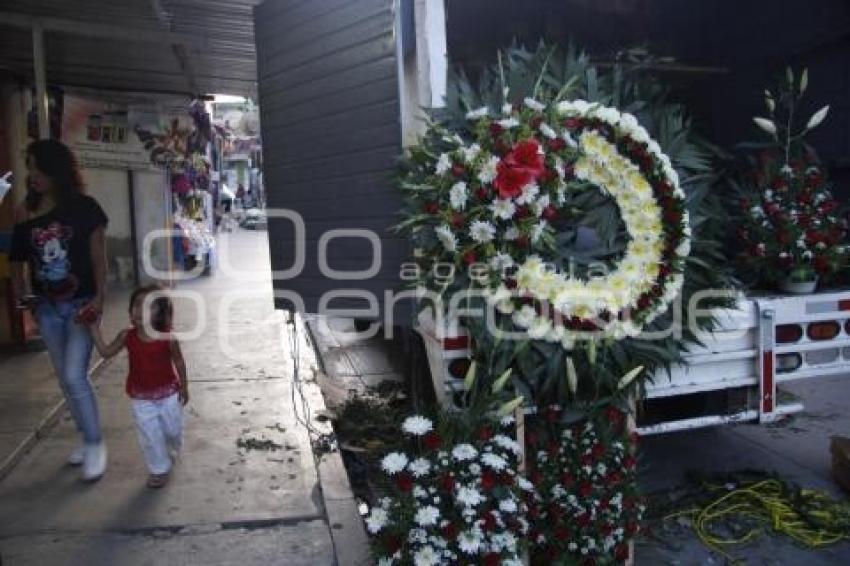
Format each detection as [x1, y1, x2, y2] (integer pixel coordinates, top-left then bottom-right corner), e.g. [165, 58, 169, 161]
[35, 299, 102, 444]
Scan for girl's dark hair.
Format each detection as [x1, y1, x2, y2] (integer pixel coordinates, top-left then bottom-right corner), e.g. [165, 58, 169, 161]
[129, 285, 173, 333]
[25, 140, 86, 211]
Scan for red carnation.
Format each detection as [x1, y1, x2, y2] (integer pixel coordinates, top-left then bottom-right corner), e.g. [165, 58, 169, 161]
[576, 512, 591, 527]
[555, 526, 570, 541]
[423, 432, 442, 450]
[561, 472, 575, 487]
[605, 405, 624, 425]
[548, 137, 566, 152]
[438, 473, 455, 492]
[814, 255, 830, 275]
[591, 443, 606, 459]
[578, 481, 593, 498]
[480, 470, 497, 491]
[606, 471, 623, 487]
[395, 473, 413, 492]
[542, 205, 558, 221]
[423, 201, 440, 214]
[463, 250, 477, 265]
[451, 212, 466, 228]
[482, 512, 497, 531]
[483, 553, 500, 566]
[441, 522, 457, 540]
[476, 186, 490, 200]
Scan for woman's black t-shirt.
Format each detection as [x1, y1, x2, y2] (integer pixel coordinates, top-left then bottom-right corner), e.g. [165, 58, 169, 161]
[10, 195, 109, 301]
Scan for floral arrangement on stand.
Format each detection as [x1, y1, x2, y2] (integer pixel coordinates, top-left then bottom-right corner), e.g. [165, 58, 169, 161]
[735, 68, 847, 292]
[525, 405, 643, 565]
[366, 366, 532, 565]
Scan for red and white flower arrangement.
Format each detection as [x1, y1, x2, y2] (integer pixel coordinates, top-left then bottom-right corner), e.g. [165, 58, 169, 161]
[366, 414, 532, 565]
[401, 97, 690, 348]
[524, 406, 644, 565]
[736, 68, 847, 288]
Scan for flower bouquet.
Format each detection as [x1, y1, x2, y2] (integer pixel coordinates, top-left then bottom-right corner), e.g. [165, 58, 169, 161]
[525, 406, 643, 565]
[736, 68, 847, 292]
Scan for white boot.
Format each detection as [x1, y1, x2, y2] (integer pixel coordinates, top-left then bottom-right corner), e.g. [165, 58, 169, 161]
[81, 442, 107, 482]
[67, 444, 85, 466]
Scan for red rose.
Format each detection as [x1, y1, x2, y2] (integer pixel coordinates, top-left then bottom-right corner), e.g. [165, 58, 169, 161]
[576, 512, 591, 527]
[423, 201, 440, 214]
[561, 472, 575, 487]
[441, 522, 457, 540]
[542, 205, 558, 221]
[581, 454, 594, 467]
[659, 263, 672, 278]
[463, 250, 477, 265]
[797, 192, 812, 206]
[637, 294, 652, 310]
[606, 472, 623, 487]
[555, 526, 570, 541]
[395, 473, 413, 492]
[451, 164, 466, 178]
[482, 512, 497, 531]
[451, 212, 466, 228]
[578, 481, 593, 497]
[483, 553, 500, 566]
[489, 122, 504, 137]
[505, 139, 545, 177]
[605, 405, 624, 425]
[600, 522, 613, 535]
[591, 443, 606, 459]
[765, 202, 780, 217]
[494, 161, 533, 199]
[476, 186, 490, 200]
[423, 432, 442, 450]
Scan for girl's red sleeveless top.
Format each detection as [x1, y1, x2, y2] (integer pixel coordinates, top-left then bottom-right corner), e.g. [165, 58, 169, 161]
[125, 328, 180, 400]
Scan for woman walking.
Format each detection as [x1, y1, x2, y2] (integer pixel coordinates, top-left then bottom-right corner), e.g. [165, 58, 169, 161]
[10, 139, 109, 482]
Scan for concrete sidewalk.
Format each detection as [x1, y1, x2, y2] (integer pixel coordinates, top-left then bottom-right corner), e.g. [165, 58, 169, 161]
[0, 231, 365, 566]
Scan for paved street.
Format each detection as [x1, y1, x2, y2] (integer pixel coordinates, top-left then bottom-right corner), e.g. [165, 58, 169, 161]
[0, 230, 336, 565]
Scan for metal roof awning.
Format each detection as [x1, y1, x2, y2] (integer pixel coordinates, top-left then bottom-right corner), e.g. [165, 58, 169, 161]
[0, 0, 262, 98]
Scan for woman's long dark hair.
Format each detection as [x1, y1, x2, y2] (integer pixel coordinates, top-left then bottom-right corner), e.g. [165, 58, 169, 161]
[25, 140, 86, 211]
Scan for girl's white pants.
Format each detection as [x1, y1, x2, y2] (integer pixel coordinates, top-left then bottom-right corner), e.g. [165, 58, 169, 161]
[131, 393, 183, 475]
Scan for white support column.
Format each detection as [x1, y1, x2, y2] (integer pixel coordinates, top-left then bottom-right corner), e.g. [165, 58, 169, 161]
[414, 0, 447, 109]
[32, 24, 50, 140]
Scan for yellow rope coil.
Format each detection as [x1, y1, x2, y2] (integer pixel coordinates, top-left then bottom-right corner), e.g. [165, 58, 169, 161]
[665, 479, 850, 563]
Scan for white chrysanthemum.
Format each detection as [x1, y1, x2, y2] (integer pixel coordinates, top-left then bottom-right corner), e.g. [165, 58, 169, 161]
[449, 182, 468, 211]
[456, 485, 485, 507]
[409, 457, 432, 478]
[469, 463, 482, 475]
[434, 225, 457, 252]
[469, 220, 496, 243]
[539, 123, 557, 139]
[481, 452, 508, 471]
[461, 143, 481, 163]
[498, 498, 519, 514]
[402, 415, 433, 436]
[497, 117, 520, 129]
[517, 477, 534, 491]
[490, 253, 515, 271]
[465, 106, 488, 120]
[532, 194, 551, 217]
[366, 506, 389, 533]
[531, 220, 548, 243]
[435, 153, 451, 175]
[504, 227, 520, 241]
[452, 443, 478, 462]
[489, 198, 516, 220]
[413, 485, 428, 499]
[492, 434, 521, 454]
[512, 305, 537, 329]
[515, 183, 540, 205]
[413, 545, 441, 566]
[477, 156, 500, 184]
[415, 505, 441, 527]
[524, 97, 546, 112]
[381, 452, 409, 475]
[457, 528, 484, 554]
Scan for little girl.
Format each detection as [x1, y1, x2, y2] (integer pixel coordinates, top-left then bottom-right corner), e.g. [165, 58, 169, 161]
[90, 285, 188, 488]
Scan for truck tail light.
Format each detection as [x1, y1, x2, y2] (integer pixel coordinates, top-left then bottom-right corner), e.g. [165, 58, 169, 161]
[775, 324, 803, 344]
[447, 358, 471, 379]
[776, 353, 802, 373]
[807, 321, 840, 341]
